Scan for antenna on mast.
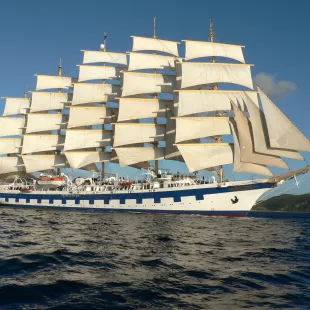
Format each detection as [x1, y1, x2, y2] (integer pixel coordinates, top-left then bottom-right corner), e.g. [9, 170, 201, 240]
[100, 32, 108, 52]
[209, 19, 215, 42]
[24, 83, 28, 98]
[58, 57, 62, 76]
[153, 16, 157, 39]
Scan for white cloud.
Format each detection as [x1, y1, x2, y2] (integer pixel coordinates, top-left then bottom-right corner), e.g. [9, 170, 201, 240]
[254, 72, 297, 98]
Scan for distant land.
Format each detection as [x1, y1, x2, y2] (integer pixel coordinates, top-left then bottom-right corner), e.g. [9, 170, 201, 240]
[253, 194, 310, 212]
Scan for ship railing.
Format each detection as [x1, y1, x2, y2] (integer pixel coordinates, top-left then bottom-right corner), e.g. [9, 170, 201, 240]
[67, 184, 115, 193]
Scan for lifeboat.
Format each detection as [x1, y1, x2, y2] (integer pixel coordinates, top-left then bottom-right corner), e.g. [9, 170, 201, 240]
[37, 174, 65, 188]
[119, 181, 134, 187]
[20, 188, 33, 193]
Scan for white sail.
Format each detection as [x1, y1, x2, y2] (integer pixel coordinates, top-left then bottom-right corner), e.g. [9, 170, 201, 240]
[176, 90, 258, 116]
[22, 134, 64, 154]
[113, 123, 165, 147]
[2, 97, 30, 116]
[177, 143, 233, 172]
[0, 117, 25, 136]
[72, 83, 120, 105]
[26, 113, 67, 133]
[118, 98, 169, 121]
[122, 72, 176, 97]
[78, 65, 121, 82]
[67, 106, 112, 128]
[132, 36, 179, 56]
[165, 113, 183, 161]
[232, 103, 288, 169]
[64, 129, 112, 151]
[245, 93, 303, 160]
[22, 154, 68, 173]
[81, 163, 100, 172]
[181, 63, 254, 89]
[64, 151, 111, 170]
[30, 92, 71, 112]
[184, 40, 245, 63]
[128, 52, 179, 71]
[175, 117, 231, 143]
[114, 147, 165, 167]
[230, 122, 272, 176]
[258, 87, 310, 152]
[82, 50, 127, 66]
[35, 75, 74, 91]
[0, 138, 22, 154]
[0, 156, 25, 174]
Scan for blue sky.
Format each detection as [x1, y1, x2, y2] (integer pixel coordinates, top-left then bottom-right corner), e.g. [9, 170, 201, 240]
[0, 0, 309, 195]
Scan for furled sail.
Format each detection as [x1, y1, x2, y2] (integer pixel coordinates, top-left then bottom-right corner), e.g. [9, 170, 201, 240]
[64, 129, 112, 151]
[180, 63, 254, 89]
[113, 123, 165, 147]
[64, 151, 111, 170]
[131, 36, 179, 56]
[0, 117, 25, 136]
[35, 75, 75, 91]
[22, 134, 64, 154]
[114, 147, 165, 167]
[258, 87, 310, 152]
[184, 40, 245, 63]
[177, 143, 234, 172]
[244, 93, 303, 160]
[22, 154, 68, 173]
[2, 97, 30, 116]
[26, 114, 67, 133]
[174, 117, 231, 143]
[30, 92, 71, 113]
[78, 65, 122, 82]
[231, 102, 288, 169]
[128, 52, 180, 71]
[117, 98, 169, 121]
[230, 122, 272, 176]
[176, 90, 258, 116]
[0, 138, 22, 154]
[122, 72, 176, 97]
[82, 50, 127, 66]
[71, 83, 120, 105]
[67, 106, 112, 128]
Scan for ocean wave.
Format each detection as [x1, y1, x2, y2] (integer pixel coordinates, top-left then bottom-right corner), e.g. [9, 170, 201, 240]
[0, 207, 309, 309]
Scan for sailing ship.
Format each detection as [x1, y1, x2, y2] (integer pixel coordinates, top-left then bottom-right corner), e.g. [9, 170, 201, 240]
[0, 19, 309, 216]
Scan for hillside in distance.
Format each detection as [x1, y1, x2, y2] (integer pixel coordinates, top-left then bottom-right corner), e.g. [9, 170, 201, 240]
[253, 194, 310, 212]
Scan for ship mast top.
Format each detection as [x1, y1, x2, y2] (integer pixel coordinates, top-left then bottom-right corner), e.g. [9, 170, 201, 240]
[153, 16, 157, 39]
[58, 57, 62, 76]
[103, 32, 108, 52]
[209, 19, 215, 43]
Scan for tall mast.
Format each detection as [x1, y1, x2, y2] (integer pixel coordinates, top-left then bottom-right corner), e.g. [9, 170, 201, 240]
[153, 17, 159, 175]
[56, 57, 62, 176]
[210, 19, 223, 182]
[101, 32, 108, 181]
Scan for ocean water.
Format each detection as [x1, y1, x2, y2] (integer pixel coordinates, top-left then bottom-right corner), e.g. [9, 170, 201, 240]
[0, 208, 310, 309]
